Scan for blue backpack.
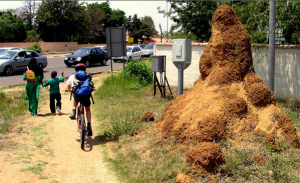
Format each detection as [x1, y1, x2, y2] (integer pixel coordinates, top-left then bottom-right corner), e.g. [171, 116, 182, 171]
[73, 71, 93, 96]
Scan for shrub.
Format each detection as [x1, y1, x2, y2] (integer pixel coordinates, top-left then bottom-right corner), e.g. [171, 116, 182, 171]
[121, 60, 153, 86]
[26, 42, 42, 53]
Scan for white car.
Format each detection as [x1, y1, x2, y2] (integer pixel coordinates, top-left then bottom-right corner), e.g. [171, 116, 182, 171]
[112, 46, 143, 62]
[0, 47, 22, 53]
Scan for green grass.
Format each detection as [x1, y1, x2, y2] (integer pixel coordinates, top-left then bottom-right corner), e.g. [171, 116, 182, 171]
[0, 87, 28, 134]
[20, 161, 48, 175]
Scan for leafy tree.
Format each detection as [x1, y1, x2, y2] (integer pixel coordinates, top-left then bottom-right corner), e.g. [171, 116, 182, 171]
[86, 1, 126, 43]
[35, 0, 87, 42]
[0, 11, 27, 42]
[277, 1, 300, 44]
[18, 0, 39, 30]
[126, 14, 152, 43]
[141, 16, 158, 35]
[81, 3, 106, 43]
[159, 1, 218, 42]
[160, 1, 300, 44]
[25, 30, 40, 42]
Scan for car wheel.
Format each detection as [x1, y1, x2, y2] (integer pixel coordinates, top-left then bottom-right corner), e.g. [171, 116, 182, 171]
[113, 59, 117, 62]
[102, 58, 107, 66]
[66, 64, 72, 67]
[128, 57, 132, 62]
[37, 63, 43, 68]
[85, 60, 90, 67]
[3, 66, 13, 76]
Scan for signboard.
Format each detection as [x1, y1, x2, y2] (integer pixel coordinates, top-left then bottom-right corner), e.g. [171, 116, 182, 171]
[128, 37, 134, 43]
[106, 27, 127, 58]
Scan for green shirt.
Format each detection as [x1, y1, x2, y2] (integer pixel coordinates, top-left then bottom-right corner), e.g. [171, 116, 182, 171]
[42, 76, 64, 94]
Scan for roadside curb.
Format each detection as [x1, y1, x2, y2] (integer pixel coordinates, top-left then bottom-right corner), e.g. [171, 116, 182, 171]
[46, 55, 67, 58]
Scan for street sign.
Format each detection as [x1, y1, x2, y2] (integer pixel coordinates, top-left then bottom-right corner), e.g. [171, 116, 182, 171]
[128, 37, 134, 43]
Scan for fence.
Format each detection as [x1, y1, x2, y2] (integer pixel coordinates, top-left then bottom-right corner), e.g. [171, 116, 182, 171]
[154, 42, 300, 100]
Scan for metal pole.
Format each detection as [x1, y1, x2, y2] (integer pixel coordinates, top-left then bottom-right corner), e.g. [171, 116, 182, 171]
[178, 63, 183, 96]
[269, 0, 275, 91]
[122, 27, 125, 70]
[166, 0, 168, 41]
[109, 28, 113, 75]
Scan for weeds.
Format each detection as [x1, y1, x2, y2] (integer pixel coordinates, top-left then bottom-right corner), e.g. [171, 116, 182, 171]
[101, 112, 142, 140]
[0, 89, 27, 134]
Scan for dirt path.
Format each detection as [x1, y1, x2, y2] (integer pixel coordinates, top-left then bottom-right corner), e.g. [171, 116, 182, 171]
[0, 73, 119, 183]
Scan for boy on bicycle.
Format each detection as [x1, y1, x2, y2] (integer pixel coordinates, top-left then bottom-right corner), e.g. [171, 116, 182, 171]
[67, 63, 93, 136]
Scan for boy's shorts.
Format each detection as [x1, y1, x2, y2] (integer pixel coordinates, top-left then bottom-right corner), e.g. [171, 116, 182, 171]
[73, 94, 91, 107]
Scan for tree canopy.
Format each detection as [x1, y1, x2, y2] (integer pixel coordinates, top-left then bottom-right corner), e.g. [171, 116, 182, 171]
[126, 14, 152, 43]
[160, 1, 300, 44]
[141, 16, 158, 36]
[36, 0, 87, 42]
[0, 11, 27, 42]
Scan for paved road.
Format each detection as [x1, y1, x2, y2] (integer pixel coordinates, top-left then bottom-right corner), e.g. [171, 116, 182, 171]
[0, 54, 125, 87]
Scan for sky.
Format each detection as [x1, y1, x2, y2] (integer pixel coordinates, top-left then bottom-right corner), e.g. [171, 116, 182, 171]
[0, 1, 175, 32]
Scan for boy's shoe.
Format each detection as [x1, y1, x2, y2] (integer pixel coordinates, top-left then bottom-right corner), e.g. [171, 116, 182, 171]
[56, 108, 63, 115]
[87, 123, 93, 136]
[51, 113, 56, 115]
[69, 109, 76, 119]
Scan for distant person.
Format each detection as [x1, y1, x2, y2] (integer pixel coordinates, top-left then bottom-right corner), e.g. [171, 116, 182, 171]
[42, 71, 64, 115]
[67, 63, 94, 136]
[23, 58, 44, 116]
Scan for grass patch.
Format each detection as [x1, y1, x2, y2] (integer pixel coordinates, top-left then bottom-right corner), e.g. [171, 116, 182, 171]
[21, 161, 48, 175]
[0, 87, 27, 134]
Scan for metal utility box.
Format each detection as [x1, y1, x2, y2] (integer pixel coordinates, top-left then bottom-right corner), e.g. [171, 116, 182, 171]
[152, 55, 165, 72]
[172, 39, 192, 69]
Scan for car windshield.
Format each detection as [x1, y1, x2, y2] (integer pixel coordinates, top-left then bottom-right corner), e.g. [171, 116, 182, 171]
[0, 49, 8, 53]
[144, 44, 153, 49]
[0, 51, 17, 59]
[74, 48, 90, 55]
[126, 47, 133, 52]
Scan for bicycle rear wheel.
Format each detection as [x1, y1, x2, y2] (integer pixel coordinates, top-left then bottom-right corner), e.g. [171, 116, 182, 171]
[80, 113, 85, 150]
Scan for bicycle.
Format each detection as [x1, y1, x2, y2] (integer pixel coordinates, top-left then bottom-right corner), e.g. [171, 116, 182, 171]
[77, 101, 87, 150]
[69, 90, 95, 150]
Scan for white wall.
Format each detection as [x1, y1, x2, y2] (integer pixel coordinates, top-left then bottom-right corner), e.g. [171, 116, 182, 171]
[154, 42, 300, 100]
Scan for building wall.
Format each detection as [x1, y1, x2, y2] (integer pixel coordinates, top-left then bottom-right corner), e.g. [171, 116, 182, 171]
[154, 42, 300, 100]
[0, 42, 78, 52]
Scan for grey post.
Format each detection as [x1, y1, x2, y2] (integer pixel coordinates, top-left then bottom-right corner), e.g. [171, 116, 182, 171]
[269, 0, 275, 91]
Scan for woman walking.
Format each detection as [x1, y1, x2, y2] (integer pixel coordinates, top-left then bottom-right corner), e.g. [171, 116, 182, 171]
[23, 58, 44, 116]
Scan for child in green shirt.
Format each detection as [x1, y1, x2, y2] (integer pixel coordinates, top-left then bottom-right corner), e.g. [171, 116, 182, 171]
[42, 71, 64, 115]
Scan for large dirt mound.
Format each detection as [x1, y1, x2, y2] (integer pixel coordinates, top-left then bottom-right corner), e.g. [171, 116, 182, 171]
[154, 4, 299, 168]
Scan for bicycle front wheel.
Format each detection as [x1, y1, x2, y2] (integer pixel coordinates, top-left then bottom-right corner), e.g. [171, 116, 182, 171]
[80, 113, 85, 150]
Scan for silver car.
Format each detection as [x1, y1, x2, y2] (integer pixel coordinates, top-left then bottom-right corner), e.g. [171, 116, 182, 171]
[142, 43, 153, 59]
[0, 47, 22, 53]
[0, 50, 48, 76]
[112, 46, 143, 62]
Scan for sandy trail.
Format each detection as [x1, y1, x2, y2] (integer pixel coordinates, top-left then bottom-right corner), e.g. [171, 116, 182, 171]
[0, 73, 119, 183]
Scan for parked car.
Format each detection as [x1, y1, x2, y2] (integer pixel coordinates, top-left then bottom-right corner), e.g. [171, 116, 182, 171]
[94, 45, 107, 52]
[142, 43, 154, 59]
[0, 50, 48, 76]
[64, 47, 107, 67]
[131, 44, 145, 49]
[112, 46, 143, 62]
[0, 47, 22, 53]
